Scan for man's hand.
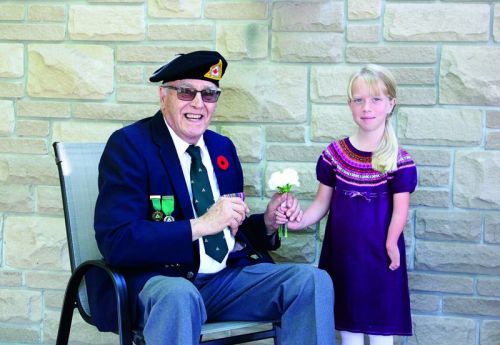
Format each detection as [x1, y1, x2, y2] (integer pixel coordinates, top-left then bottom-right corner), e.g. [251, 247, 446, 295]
[191, 197, 249, 241]
[264, 192, 303, 233]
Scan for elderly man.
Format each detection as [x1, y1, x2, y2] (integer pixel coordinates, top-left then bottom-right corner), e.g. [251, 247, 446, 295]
[90, 50, 334, 345]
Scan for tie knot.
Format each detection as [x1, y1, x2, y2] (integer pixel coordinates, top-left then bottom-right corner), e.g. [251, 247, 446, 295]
[186, 145, 202, 161]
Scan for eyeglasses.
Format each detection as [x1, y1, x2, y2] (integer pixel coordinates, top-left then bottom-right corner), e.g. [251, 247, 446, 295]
[162, 85, 221, 103]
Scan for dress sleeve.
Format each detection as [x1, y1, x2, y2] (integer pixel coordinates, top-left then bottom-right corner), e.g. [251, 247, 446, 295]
[388, 149, 418, 194]
[316, 143, 337, 188]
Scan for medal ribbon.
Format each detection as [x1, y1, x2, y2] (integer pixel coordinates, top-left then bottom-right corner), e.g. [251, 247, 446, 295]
[161, 195, 174, 217]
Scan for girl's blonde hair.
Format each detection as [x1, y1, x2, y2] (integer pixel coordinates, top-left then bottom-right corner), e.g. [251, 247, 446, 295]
[347, 64, 398, 173]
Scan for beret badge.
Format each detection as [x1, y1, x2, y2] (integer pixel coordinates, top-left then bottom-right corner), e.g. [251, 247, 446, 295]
[204, 59, 223, 81]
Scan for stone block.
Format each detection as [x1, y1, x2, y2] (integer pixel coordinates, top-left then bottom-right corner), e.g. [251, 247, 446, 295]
[205, 1, 267, 19]
[266, 125, 305, 143]
[28, 4, 65, 22]
[398, 108, 482, 146]
[440, 46, 500, 106]
[347, 45, 437, 63]
[241, 164, 262, 197]
[481, 320, 500, 345]
[348, 0, 381, 20]
[272, 1, 343, 32]
[0, 289, 42, 323]
[409, 315, 475, 345]
[26, 271, 70, 290]
[116, 85, 159, 103]
[265, 162, 317, 199]
[266, 144, 323, 163]
[5, 216, 69, 270]
[0, 100, 15, 136]
[0, 271, 23, 287]
[0, 138, 47, 154]
[16, 120, 50, 137]
[116, 65, 143, 84]
[410, 188, 449, 208]
[384, 4, 489, 41]
[44, 289, 65, 309]
[220, 126, 262, 163]
[415, 241, 500, 275]
[405, 148, 451, 167]
[148, 0, 201, 18]
[0, 3, 24, 20]
[311, 104, 357, 142]
[495, 4, 500, 42]
[398, 87, 436, 105]
[487, 111, 500, 129]
[310, 65, 359, 103]
[73, 102, 159, 121]
[216, 23, 268, 60]
[215, 64, 307, 123]
[0, 324, 39, 343]
[0, 23, 65, 40]
[410, 294, 440, 313]
[52, 121, 122, 143]
[28, 44, 113, 100]
[454, 151, 500, 209]
[17, 101, 70, 118]
[117, 44, 210, 62]
[69, 5, 144, 41]
[418, 167, 449, 187]
[0, 43, 23, 77]
[149, 23, 213, 41]
[0, 81, 24, 98]
[409, 272, 474, 294]
[37, 185, 63, 215]
[0, 184, 33, 213]
[444, 296, 500, 317]
[486, 132, 500, 150]
[485, 214, 500, 244]
[347, 24, 379, 42]
[416, 210, 481, 242]
[272, 32, 343, 62]
[0, 155, 58, 185]
[270, 232, 316, 263]
[477, 278, 500, 298]
[391, 67, 435, 85]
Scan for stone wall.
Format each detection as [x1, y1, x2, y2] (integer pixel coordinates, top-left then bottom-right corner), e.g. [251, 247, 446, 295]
[0, 1, 499, 344]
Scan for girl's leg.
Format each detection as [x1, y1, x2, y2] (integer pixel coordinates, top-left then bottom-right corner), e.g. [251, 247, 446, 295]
[368, 334, 393, 345]
[340, 331, 364, 345]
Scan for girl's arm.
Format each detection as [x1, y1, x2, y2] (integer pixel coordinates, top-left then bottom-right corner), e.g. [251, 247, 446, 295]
[287, 183, 333, 230]
[386, 192, 410, 271]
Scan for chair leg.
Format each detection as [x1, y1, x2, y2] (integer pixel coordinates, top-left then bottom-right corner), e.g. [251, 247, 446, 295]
[56, 273, 83, 345]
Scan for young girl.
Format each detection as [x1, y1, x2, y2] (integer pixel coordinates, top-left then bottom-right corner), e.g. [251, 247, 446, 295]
[286, 64, 417, 345]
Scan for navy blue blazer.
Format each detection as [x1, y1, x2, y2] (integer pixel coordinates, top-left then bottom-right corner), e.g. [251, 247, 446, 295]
[89, 111, 279, 332]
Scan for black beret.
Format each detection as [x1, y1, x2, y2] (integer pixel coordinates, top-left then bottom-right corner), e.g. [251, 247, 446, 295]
[149, 50, 228, 86]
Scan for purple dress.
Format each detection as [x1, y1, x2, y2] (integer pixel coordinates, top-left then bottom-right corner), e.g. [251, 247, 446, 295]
[317, 138, 417, 336]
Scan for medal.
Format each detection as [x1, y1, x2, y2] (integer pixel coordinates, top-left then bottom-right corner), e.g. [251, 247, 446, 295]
[161, 195, 175, 222]
[150, 195, 164, 221]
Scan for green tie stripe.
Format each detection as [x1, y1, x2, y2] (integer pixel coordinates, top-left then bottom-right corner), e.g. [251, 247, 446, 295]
[186, 145, 228, 263]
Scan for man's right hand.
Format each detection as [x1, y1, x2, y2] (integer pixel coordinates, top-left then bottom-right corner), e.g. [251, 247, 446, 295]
[190, 197, 249, 241]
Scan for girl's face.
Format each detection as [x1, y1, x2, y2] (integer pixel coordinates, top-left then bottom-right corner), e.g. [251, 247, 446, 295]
[348, 78, 396, 134]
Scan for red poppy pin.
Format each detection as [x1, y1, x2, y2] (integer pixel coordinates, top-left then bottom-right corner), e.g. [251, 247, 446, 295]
[217, 155, 229, 170]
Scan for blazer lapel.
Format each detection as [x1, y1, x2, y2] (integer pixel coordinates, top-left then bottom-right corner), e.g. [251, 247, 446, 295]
[150, 111, 194, 219]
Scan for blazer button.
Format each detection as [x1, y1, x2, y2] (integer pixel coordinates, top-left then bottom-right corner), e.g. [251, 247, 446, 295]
[186, 271, 194, 279]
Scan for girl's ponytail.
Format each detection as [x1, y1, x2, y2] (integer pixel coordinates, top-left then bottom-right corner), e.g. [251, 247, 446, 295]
[372, 117, 398, 173]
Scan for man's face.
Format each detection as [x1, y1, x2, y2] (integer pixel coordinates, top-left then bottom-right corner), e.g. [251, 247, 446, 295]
[160, 79, 219, 144]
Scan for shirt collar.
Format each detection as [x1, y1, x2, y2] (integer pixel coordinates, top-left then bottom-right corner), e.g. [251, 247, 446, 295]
[163, 117, 206, 157]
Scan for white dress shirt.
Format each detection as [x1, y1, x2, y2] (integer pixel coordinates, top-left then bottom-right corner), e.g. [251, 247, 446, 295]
[164, 121, 235, 274]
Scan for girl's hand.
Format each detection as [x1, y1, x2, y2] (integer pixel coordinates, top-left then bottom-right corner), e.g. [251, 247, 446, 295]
[386, 243, 400, 271]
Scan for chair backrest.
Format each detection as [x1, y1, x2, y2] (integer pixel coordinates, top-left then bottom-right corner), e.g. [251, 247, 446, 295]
[53, 142, 106, 317]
